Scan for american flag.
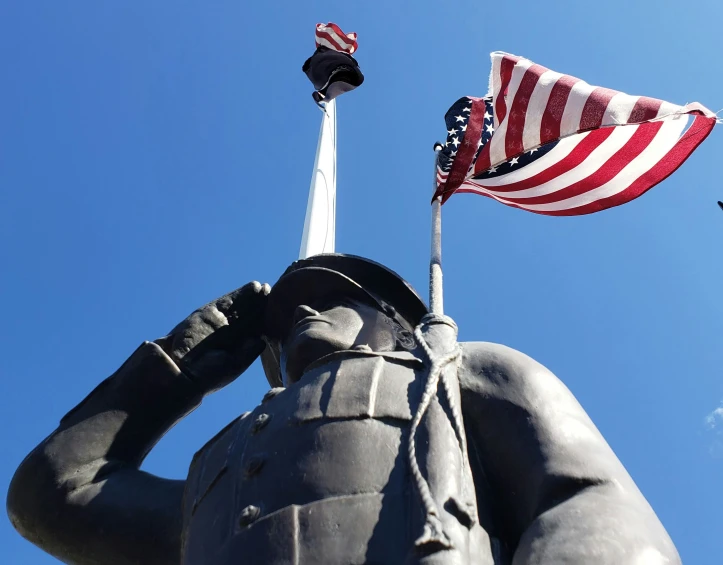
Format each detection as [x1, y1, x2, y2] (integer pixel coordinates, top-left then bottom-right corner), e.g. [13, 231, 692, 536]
[435, 52, 717, 215]
[315, 23, 358, 55]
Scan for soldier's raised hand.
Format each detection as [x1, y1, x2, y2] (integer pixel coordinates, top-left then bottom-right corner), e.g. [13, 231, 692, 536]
[155, 281, 270, 395]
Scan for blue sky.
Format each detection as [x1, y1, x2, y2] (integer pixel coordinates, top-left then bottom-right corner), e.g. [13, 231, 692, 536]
[1, 1, 722, 563]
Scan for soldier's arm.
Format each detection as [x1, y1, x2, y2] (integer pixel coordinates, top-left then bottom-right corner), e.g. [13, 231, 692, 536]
[7, 341, 203, 565]
[458, 341, 680, 565]
[7, 281, 269, 565]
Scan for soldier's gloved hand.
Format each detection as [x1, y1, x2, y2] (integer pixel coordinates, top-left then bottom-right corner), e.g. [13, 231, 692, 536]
[155, 281, 270, 395]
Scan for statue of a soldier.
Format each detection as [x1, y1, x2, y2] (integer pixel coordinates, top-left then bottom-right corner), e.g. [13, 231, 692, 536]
[8, 254, 680, 564]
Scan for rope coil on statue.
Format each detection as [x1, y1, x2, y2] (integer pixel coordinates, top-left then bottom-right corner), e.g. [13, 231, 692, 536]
[408, 313, 470, 550]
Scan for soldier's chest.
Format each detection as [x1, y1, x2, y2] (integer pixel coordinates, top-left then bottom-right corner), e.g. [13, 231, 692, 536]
[181, 353, 426, 563]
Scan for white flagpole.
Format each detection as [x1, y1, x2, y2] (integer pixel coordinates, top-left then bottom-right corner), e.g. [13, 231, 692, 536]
[299, 99, 337, 259]
[429, 143, 444, 315]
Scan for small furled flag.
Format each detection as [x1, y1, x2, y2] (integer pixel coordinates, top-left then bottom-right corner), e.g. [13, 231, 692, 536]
[435, 52, 717, 215]
[315, 22, 358, 54]
[303, 23, 364, 104]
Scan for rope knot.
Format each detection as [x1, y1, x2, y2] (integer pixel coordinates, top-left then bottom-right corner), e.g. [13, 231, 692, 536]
[406, 313, 468, 552]
[415, 515, 453, 549]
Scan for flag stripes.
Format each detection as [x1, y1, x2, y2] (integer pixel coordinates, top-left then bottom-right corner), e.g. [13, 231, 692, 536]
[435, 52, 716, 215]
[315, 23, 358, 54]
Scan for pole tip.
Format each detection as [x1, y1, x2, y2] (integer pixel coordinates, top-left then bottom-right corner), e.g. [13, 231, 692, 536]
[433, 142, 444, 152]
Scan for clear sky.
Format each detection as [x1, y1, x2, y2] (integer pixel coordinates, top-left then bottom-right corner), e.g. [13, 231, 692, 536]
[1, 1, 722, 563]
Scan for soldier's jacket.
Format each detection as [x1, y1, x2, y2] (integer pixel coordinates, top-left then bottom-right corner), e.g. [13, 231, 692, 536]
[183, 346, 494, 565]
[7, 337, 681, 565]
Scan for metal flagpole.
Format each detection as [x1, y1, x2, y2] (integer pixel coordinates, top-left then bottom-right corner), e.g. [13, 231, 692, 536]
[299, 99, 337, 259]
[429, 143, 444, 314]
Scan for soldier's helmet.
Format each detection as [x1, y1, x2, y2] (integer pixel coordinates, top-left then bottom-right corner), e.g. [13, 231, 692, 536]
[261, 254, 428, 387]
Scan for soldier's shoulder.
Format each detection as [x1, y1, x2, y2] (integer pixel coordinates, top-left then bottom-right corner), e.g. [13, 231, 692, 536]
[458, 341, 558, 394]
[459, 341, 548, 373]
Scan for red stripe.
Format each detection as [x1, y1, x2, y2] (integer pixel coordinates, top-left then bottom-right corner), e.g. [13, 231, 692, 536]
[473, 135, 493, 175]
[505, 64, 547, 159]
[545, 114, 716, 215]
[455, 187, 498, 201]
[579, 87, 619, 131]
[496, 121, 663, 205]
[435, 98, 488, 203]
[539, 75, 578, 145]
[627, 96, 663, 124]
[478, 127, 616, 193]
[495, 56, 519, 126]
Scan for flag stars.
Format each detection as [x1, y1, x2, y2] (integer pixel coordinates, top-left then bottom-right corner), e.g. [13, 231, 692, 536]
[509, 157, 519, 166]
[527, 148, 538, 155]
[440, 99, 497, 181]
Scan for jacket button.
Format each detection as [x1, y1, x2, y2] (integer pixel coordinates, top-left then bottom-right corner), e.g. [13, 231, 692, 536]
[262, 388, 284, 403]
[251, 413, 271, 434]
[238, 505, 261, 527]
[244, 455, 265, 477]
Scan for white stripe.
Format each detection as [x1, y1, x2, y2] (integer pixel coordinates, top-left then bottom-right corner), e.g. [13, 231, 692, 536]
[483, 125, 638, 199]
[601, 93, 640, 126]
[470, 131, 588, 187]
[682, 102, 716, 118]
[559, 79, 595, 136]
[521, 70, 562, 151]
[655, 101, 681, 119]
[326, 29, 353, 49]
[504, 59, 535, 114]
[490, 54, 504, 128]
[488, 125, 508, 167]
[509, 115, 690, 212]
[317, 37, 343, 52]
[488, 59, 534, 166]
